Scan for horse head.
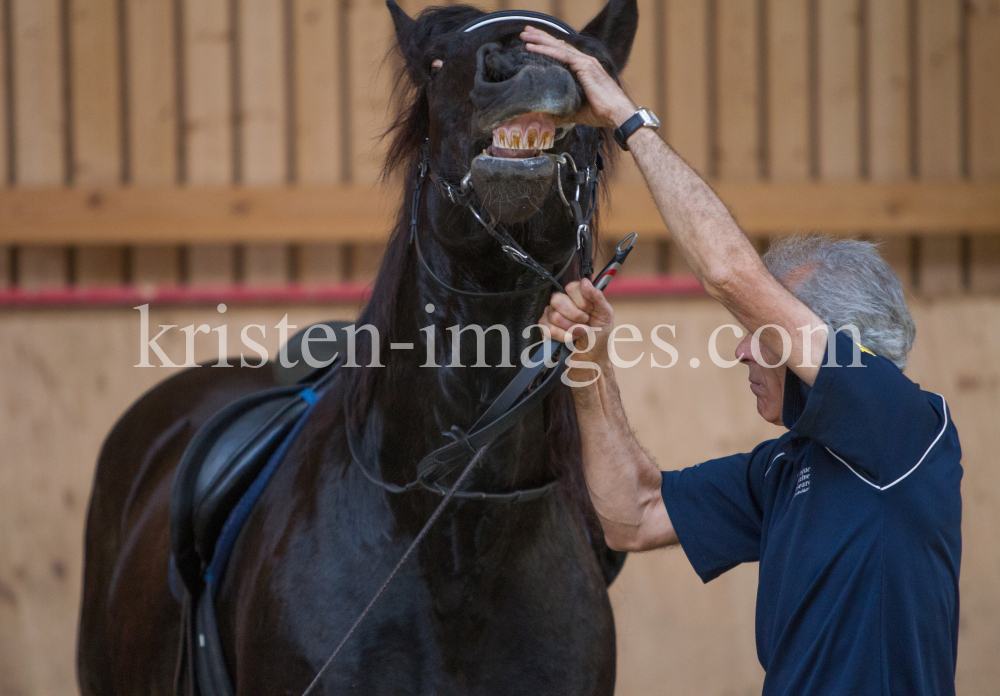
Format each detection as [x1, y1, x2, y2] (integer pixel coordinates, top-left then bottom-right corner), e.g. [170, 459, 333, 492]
[386, 0, 637, 250]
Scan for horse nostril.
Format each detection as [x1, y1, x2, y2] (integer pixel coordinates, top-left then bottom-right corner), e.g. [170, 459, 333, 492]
[477, 42, 529, 84]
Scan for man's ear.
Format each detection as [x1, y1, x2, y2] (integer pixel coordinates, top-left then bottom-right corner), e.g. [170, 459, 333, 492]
[581, 0, 639, 72]
[386, 0, 422, 79]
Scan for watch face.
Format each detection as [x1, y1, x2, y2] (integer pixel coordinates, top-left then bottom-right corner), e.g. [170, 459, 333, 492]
[639, 108, 661, 129]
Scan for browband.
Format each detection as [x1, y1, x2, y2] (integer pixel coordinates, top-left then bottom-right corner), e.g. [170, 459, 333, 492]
[457, 10, 578, 36]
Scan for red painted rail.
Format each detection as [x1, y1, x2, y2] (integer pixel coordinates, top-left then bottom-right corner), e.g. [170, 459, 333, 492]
[0, 275, 705, 308]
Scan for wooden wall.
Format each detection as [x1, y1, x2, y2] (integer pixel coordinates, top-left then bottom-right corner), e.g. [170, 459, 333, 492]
[0, 0, 997, 294]
[0, 298, 998, 694]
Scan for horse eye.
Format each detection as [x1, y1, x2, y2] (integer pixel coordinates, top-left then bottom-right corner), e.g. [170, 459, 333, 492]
[431, 59, 444, 71]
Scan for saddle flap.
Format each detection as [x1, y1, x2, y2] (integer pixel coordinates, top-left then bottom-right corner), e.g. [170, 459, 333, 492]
[192, 394, 308, 563]
[170, 385, 301, 591]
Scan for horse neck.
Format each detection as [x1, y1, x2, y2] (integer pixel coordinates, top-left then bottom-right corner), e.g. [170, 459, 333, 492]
[369, 202, 568, 494]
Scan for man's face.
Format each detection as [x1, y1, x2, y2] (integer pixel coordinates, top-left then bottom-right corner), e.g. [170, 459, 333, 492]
[736, 333, 786, 426]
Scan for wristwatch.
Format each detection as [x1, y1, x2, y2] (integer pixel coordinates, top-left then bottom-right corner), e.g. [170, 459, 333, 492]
[613, 107, 661, 151]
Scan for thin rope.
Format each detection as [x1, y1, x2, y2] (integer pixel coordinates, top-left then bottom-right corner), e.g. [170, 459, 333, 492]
[300, 444, 490, 696]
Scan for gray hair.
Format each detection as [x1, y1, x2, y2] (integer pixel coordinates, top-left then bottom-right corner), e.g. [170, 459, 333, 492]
[762, 236, 916, 369]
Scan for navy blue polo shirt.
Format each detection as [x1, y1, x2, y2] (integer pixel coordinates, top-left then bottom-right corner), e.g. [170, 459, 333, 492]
[660, 330, 962, 696]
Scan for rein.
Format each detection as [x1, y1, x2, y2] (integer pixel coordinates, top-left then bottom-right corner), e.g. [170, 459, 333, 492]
[345, 137, 606, 501]
[306, 141, 609, 695]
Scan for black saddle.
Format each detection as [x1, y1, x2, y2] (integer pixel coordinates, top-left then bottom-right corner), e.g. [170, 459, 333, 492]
[169, 320, 351, 696]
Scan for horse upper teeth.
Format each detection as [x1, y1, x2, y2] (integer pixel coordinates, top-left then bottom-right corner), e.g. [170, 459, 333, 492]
[491, 113, 556, 153]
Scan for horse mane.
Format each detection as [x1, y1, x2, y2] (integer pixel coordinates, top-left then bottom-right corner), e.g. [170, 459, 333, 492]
[333, 4, 618, 534]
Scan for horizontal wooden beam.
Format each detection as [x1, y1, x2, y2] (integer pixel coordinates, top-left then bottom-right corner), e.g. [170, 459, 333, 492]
[0, 181, 997, 245]
[0, 274, 707, 307]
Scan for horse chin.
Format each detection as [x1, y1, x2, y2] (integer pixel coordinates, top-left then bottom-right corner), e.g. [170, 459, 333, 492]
[469, 152, 556, 224]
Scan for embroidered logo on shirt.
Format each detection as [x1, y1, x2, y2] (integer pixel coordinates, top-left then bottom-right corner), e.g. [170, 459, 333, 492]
[793, 467, 811, 498]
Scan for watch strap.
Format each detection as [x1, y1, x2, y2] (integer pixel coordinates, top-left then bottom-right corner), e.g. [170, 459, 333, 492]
[613, 112, 646, 151]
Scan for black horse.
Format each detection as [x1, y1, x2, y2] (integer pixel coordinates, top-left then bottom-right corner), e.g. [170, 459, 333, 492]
[78, 2, 638, 693]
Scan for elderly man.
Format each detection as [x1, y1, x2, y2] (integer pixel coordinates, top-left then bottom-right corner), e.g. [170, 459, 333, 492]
[524, 26, 962, 696]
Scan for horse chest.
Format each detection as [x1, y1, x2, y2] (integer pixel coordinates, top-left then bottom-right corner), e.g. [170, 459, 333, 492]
[223, 492, 616, 696]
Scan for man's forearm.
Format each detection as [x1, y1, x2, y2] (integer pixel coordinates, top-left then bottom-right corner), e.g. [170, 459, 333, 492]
[625, 128, 761, 295]
[571, 360, 677, 552]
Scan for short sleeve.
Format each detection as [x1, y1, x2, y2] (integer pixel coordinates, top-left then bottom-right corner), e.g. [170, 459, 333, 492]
[784, 329, 945, 487]
[660, 440, 777, 583]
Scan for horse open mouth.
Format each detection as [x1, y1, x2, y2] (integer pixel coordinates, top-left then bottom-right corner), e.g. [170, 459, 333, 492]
[487, 112, 557, 159]
[471, 111, 575, 223]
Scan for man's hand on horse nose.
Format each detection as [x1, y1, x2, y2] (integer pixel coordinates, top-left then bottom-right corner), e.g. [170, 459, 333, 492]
[520, 26, 633, 129]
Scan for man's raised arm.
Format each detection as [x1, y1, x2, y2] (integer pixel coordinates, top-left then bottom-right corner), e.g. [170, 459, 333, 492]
[523, 26, 829, 386]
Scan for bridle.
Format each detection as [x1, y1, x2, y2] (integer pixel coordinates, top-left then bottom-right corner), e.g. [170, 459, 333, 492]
[413, 138, 604, 297]
[306, 12, 609, 693]
[346, 140, 603, 503]
[346, 131, 605, 503]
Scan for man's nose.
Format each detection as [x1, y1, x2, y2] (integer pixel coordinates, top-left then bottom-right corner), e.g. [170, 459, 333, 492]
[735, 334, 754, 364]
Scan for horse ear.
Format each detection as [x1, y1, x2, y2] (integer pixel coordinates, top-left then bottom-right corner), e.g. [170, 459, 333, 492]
[580, 0, 639, 72]
[386, 1, 422, 76]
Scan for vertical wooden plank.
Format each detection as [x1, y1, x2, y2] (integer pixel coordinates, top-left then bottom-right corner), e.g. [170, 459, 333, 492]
[347, 0, 393, 279]
[183, 0, 232, 185]
[75, 245, 124, 286]
[616, 0, 658, 186]
[184, 0, 234, 284]
[920, 234, 963, 295]
[871, 236, 914, 293]
[240, 0, 287, 286]
[70, 0, 125, 286]
[242, 243, 288, 284]
[1, 3, 10, 294]
[0, 247, 10, 288]
[299, 242, 344, 285]
[295, 0, 340, 185]
[127, 0, 180, 285]
[913, 0, 962, 294]
[767, 0, 810, 181]
[347, 0, 393, 186]
[817, 0, 860, 179]
[665, 0, 710, 175]
[127, 0, 177, 186]
[240, 0, 285, 184]
[0, 0, 9, 187]
[187, 243, 234, 284]
[295, 0, 343, 283]
[716, 0, 759, 179]
[12, 0, 65, 186]
[968, 0, 1000, 294]
[12, 0, 69, 288]
[18, 246, 68, 288]
[970, 235, 1000, 294]
[69, 0, 121, 184]
[967, 0, 1000, 180]
[132, 244, 180, 285]
[917, 0, 961, 180]
[867, 0, 919, 292]
[868, 0, 910, 180]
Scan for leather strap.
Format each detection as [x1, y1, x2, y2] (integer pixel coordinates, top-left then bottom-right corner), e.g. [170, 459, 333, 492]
[347, 340, 568, 502]
[614, 111, 645, 151]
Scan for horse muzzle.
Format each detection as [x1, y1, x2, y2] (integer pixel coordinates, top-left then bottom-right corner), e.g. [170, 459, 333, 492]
[467, 44, 581, 223]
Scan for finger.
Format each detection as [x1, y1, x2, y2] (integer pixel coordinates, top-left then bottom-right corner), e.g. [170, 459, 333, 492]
[540, 311, 573, 343]
[520, 26, 570, 48]
[546, 308, 581, 334]
[565, 281, 594, 315]
[579, 278, 614, 325]
[521, 36, 589, 70]
[550, 293, 590, 324]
